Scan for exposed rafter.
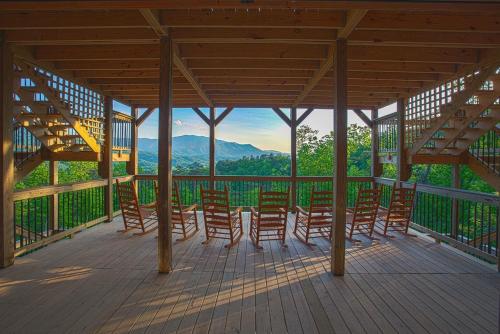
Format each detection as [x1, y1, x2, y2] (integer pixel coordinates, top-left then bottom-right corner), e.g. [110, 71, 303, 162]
[139, 8, 213, 107]
[293, 9, 367, 107]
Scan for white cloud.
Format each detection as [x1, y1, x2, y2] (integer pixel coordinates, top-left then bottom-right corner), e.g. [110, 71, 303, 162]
[174, 119, 183, 127]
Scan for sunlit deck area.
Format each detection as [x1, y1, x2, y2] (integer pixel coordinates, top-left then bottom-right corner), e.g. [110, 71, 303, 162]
[1, 215, 497, 334]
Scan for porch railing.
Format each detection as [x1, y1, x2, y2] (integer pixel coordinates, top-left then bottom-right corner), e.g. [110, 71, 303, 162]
[13, 175, 133, 255]
[12, 174, 499, 266]
[375, 177, 499, 262]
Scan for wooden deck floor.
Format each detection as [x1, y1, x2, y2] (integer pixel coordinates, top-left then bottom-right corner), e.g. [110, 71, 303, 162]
[0, 214, 498, 334]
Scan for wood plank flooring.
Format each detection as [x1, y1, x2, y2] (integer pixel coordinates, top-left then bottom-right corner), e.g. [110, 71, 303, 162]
[0, 214, 498, 334]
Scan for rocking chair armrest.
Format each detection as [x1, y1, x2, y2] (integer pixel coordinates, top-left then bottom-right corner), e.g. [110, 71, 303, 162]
[142, 202, 157, 210]
[250, 207, 258, 217]
[182, 204, 198, 212]
[231, 207, 243, 218]
[295, 206, 309, 216]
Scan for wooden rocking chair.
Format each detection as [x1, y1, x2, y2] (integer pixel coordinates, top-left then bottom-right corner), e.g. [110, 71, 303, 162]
[200, 185, 243, 248]
[346, 188, 381, 242]
[376, 182, 417, 237]
[250, 187, 290, 249]
[293, 187, 333, 246]
[116, 179, 158, 235]
[154, 181, 199, 241]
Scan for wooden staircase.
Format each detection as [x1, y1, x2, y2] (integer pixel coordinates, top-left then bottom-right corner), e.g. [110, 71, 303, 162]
[13, 61, 105, 181]
[13, 62, 102, 154]
[407, 63, 500, 190]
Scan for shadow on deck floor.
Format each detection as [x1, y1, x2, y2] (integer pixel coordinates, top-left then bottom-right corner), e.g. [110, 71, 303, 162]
[0, 214, 498, 333]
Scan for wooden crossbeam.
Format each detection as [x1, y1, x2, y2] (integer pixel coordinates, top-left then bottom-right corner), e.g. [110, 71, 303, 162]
[136, 107, 155, 126]
[296, 108, 314, 125]
[352, 109, 372, 127]
[214, 107, 234, 126]
[139, 9, 212, 107]
[272, 108, 292, 127]
[192, 107, 210, 125]
[293, 9, 367, 106]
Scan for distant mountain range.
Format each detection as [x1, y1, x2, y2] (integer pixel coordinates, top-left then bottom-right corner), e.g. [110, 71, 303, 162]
[138, 135, 284, 166]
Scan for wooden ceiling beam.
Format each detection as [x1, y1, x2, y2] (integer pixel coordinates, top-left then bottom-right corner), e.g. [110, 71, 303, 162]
[0, 10, 149, 29]
[1, 1, 499, 11]
[357, 11, 500, 33]
[160, 9, 345, 29]
[350, 30, 500, 49]
[139, 8, 213, 107]
[187, 59, 321, 70]
[293, 9, 367, 106]
[33, 43, 477, 64]
[178, 43, 328, 60]
[5, 28, 158, 45]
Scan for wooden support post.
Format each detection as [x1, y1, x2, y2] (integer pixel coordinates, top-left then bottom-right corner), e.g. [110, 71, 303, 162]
[450, 164, 460, 239]
[332, 38, 348, 276]
[102, 96, 114, 222]
[49, 161, 59, 233]
[371, 108, 383, 180]
[0, 32, 14, 267]
[397, 98, 411, 182]
[158, 35, 173, 273]
[209, 106, 216, 189]
[127, 105, 139, 176]
[291, 107, 297, 211]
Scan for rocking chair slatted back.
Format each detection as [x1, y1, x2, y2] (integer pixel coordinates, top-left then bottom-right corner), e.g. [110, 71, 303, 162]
[154, 181, 199, 241]
[200, 185, 243, 248]
[116, 179, 158, 235]
[347, 188, 381, 241]
[377, 182, 417, 236]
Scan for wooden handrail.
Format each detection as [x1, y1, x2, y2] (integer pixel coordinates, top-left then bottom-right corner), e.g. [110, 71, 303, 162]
[13, 175, 133, 201]
[135, 174, 373, 183]
[112, 111, 134, 122]
[374, 177, 499, 206]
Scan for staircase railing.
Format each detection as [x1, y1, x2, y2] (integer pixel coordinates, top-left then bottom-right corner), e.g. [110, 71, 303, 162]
[373, 112, 398, 161]
[469, 129, 500, 175]
[112, 111, 133, 155]
[13, 125, 42, 168]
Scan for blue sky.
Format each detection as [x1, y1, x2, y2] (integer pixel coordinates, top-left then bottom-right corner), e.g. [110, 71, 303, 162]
[114, 102, 396, 153]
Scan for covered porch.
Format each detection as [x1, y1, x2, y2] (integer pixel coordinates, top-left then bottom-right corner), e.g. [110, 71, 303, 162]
[1, 214, 497, 333]
[0, 1, 500, 333]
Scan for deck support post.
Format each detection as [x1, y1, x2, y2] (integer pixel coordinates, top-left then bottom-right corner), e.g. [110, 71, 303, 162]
[371, 108, 383, 180]
[332, 38, 348, 276]
[158, 35, 173, 273]
[291, 107, 297, 211]
[0, 32, 14, 267]
[209, 107, 216, 189]
[397, 98, 411, 182]
[99, 96, 114, 222]
[49, 161, 59, 233]
[127, 105, 139, 177]
[450, 164, 460, 239]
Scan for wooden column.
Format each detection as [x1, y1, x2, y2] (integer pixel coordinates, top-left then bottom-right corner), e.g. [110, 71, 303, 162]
[127, 105, 139, 176]
[332, 38, 348, 276]
[397, 98, 411, 182]
[158, 35, 173, 273]
[450, 164, 460, 238]
[49, 161, 59, 233]
[209, 107, 216, 189]
[0, 32, 14, 268]
[371, 108, 383, 179]
[290, 107, 297, 211]
[101, 96, 114, 221]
